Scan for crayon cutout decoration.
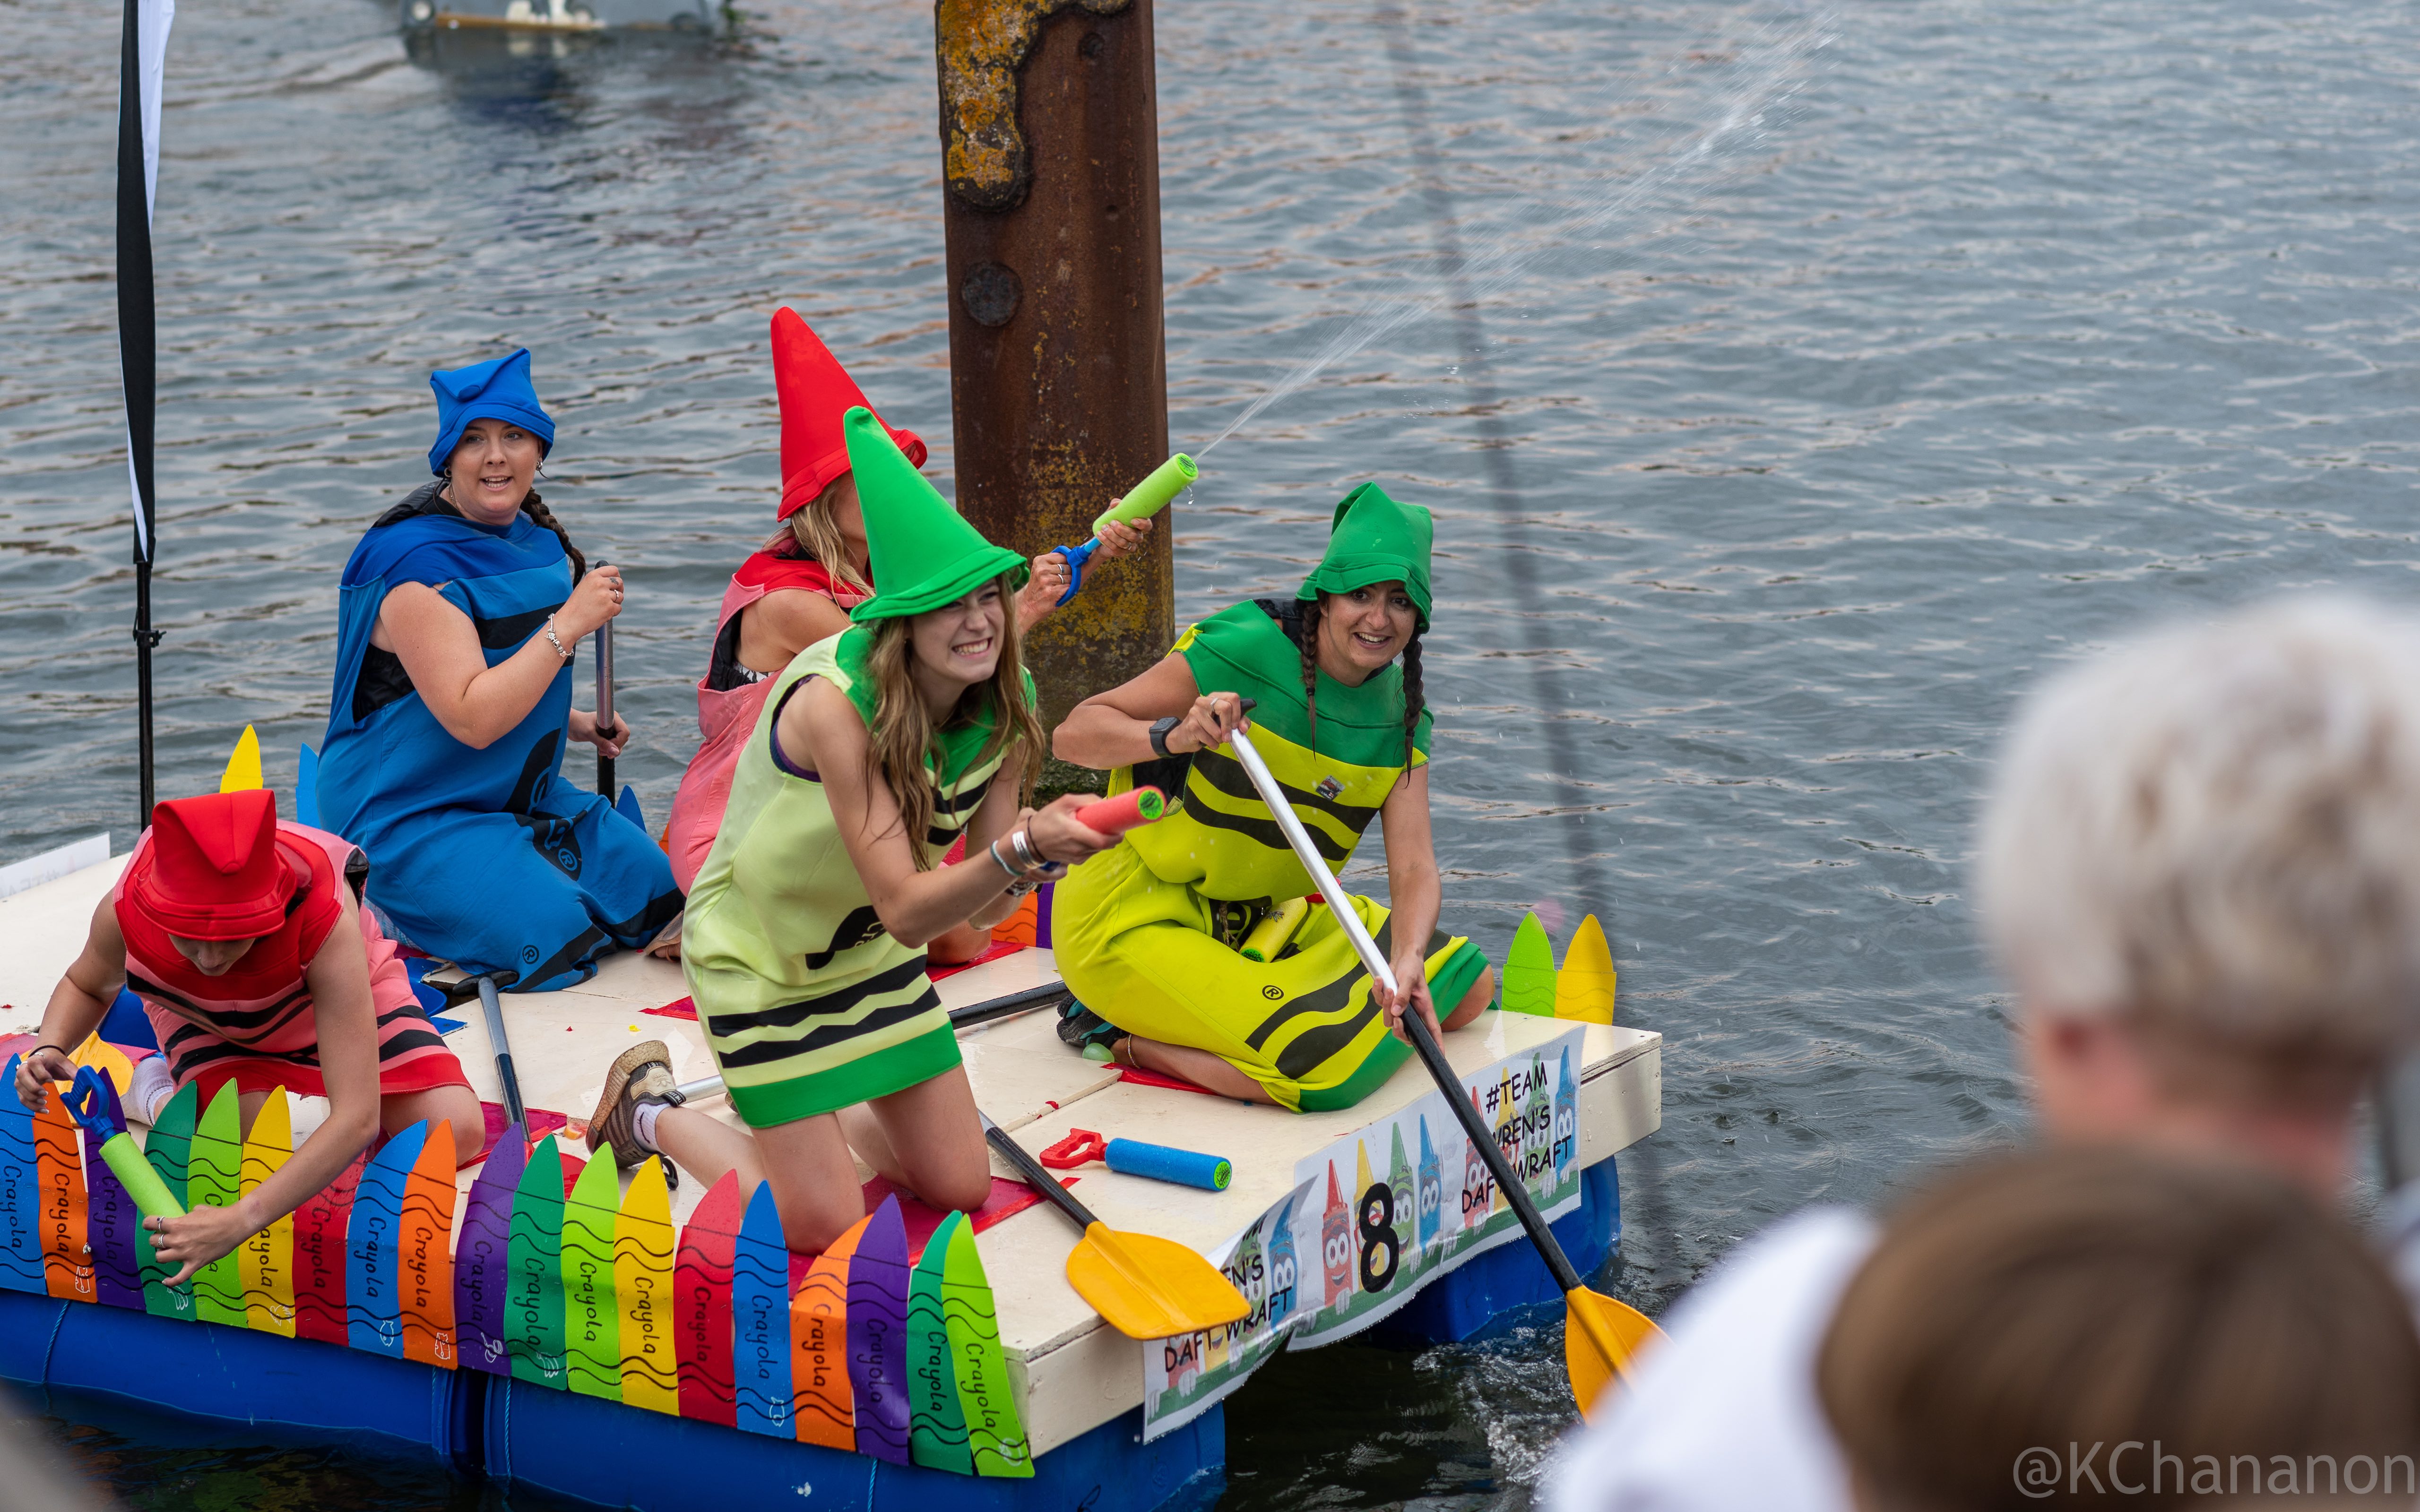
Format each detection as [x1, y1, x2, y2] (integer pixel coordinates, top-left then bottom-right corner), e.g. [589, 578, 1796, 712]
[941, 1216, 1031, 1478]
[1554, 913, 1617, 1024]
[1553, 1045, 1579, 1189]
[84, 1137, 147, 1311]
[140, 1080, 198, 1320]
[1500, 912, 1557, 1017]
[730, 1179, 793, 1437]
[69, 1034, 136, 1099]
[614, 1156, 678, 1413]
[562, 1146, 622, 1400]
[189, 1082, 246, 1326]
[0, 1058, 50, 1295]
[294, 1149, 363, 1345]
[401, 1121, 457, 1368]
[674, 1170, 741, 1427]
[34, 1075, 91, 1302]
[848, 1194, 912, 1465]
[347, 1119, 427, 1356]
[792, 1215, 864, 1450]
[457, 1124, 527, 1376]
[237, 1089, 295, 1337]
[907, 1211, 974, 1475]
[219, 724, 263, 794]
[507, 1135, 570, 1389]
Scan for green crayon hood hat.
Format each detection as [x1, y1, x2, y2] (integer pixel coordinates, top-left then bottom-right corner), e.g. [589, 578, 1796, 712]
[1297, 481, 1434, 631]
[843, 406, 1029, 623]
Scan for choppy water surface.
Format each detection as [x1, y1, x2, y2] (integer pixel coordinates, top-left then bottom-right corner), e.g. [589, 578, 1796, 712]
[9, 0, 2420, 1503]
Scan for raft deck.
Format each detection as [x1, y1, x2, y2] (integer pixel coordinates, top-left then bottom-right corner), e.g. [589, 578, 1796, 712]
[0, 846, 1662, 1497]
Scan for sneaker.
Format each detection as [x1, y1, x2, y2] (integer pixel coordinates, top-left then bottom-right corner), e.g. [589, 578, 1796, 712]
[1055, 997, 1126, 1057]
[588, 1040, 686, 1190]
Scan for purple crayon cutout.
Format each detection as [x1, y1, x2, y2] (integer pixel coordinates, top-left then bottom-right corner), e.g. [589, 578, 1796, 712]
[455, 1124, 528, 1376]
[83, 1132, 147, 1311]
[848, 1193, 913, 1464]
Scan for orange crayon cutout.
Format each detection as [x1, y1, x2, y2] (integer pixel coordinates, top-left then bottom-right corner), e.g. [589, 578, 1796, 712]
[238, 1090, 296, 1337]
[992, 889, 1041, 948]
[790, 1215, 868, 1451]
[34, 1087, 90, 1301]
[400, 1122, 458, 1368]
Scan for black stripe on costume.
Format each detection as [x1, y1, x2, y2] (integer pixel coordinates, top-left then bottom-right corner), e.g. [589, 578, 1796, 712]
[474, 603, 562, 651]
[702, 955, 932, 1040]
[128, 973, 316, 1045]
[1176, 787, 1354, 866]
[804, 905, 889, 972]
[934, 771, 997, 817]
[1188, 748, 1381, 835]
[374, 1028, 449, 1061]
[169, 1038, 320, 1076]
[1242, 917, 1393, 1052]
[709, 984, 942, 1069]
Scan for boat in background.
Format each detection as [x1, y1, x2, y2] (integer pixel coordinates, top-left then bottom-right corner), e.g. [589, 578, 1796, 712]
[398, 0, 717, 36]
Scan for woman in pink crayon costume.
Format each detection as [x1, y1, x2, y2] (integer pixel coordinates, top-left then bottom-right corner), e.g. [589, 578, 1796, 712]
[11, 789, 482, 1283]
[661, 308, 1149, 955]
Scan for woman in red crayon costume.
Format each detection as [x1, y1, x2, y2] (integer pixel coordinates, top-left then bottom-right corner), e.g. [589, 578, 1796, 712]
[661, 308, 1150, 934]
[12, 790, 482, 1283]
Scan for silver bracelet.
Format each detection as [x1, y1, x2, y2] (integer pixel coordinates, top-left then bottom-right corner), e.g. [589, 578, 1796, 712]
[989, 838, 1022, 879]
[1009, 828, 1043, 873]
[543, 614, 574, 662]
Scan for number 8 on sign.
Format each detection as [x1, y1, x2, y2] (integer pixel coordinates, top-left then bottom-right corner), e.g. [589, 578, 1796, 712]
[1357, 1184, 1400, 1294]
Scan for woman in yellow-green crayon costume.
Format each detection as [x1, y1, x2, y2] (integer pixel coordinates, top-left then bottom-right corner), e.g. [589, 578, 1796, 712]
[1052, 482, 1494, 1111]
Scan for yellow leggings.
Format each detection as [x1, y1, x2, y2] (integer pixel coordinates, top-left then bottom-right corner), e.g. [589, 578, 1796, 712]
[1052, 844, 1490, 1112]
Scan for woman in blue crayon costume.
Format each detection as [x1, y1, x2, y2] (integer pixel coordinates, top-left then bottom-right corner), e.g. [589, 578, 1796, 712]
[318, 350, 683, 990]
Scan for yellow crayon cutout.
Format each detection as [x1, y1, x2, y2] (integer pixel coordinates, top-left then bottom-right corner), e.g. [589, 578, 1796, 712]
[70, 1035, 136, 1099]
[219, 726, 264, 794]
[238, 1089, 296, 1337]
[614, 1157, 678, 1414]
[1554, 914, 1617, 1025]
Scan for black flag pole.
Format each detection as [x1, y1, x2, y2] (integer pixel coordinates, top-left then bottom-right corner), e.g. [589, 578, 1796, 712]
[116, 0, 163, 828]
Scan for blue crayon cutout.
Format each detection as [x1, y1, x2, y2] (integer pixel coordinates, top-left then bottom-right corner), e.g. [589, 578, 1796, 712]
[730, 1180, 792, 1438]
[0, 1058, 43, 1295]
[346, 1120, 428, 1357]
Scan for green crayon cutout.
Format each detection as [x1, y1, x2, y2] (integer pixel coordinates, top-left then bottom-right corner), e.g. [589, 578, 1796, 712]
[908, 1212, 974, 1476]
[141, 1081, 198, 1320]
[187, 1082, 245, 1325]
[941, 1219, 1031, 1478]
[562, 1151, 622, 1400]
[507, 1135, 570, 1388]
[1500, 911, 1558, 1017]
[1092, 453, 1196, 538]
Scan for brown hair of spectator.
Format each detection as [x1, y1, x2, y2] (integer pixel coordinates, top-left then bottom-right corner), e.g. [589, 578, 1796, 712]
[1817, 1146, 2420, 1511]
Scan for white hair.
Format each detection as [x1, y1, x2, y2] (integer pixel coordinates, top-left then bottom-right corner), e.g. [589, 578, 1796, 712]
[1979, 596, 2420, 1059]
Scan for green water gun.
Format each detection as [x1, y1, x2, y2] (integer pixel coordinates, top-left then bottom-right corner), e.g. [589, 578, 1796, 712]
[1048, 454, 1196, 606]
[67, 1064, 186, 1223]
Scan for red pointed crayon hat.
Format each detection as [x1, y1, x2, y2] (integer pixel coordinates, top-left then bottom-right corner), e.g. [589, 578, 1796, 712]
[127, 790, 294, 940]
[773, 307, 925, 521]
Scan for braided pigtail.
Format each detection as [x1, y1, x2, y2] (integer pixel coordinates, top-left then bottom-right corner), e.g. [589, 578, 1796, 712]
[1299, 596, 1322, 759]
[519, 492, 587, 584]
[1400, 631, 1425, 772]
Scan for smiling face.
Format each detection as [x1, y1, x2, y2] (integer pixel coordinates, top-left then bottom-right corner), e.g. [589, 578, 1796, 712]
[444, 416, 544, 525]
[1315, 581, 1418, 685]
[169, 934, 259, 977]
[907, 580, 1009, 695]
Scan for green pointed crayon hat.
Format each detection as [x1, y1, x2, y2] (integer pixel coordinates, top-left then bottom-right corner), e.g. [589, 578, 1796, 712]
[1297, 481, 1434, 631]
[842, 406, 1028, 622]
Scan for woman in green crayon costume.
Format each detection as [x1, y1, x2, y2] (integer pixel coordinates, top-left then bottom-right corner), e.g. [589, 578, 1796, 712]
[586, 409, 1120, 1250]
[1054, 483, 1493, 1111]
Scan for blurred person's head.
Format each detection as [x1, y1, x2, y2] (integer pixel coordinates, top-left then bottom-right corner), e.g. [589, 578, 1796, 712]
[1819, 1147, 2420, 1512]
[1979, 597, 2420, 1191]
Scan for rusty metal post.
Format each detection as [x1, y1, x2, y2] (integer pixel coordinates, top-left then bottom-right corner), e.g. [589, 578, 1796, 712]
[935, 0, 1174, 794]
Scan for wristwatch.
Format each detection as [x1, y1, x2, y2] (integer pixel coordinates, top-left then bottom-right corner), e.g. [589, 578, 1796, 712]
[1148, 716, 1183, 759]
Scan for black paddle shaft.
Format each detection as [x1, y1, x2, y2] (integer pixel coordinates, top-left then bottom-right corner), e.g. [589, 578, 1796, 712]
[1405, 1008, 1585, 1295]
[985, 1118, 1105, 1233]
[475, 974, 527, 1130]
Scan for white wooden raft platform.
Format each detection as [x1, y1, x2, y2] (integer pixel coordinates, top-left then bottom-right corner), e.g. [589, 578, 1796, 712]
[0, 851, 1663, 1456]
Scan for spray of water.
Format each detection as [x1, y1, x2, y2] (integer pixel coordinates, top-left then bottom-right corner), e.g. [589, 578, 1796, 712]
[1189, 15, 1834, 459]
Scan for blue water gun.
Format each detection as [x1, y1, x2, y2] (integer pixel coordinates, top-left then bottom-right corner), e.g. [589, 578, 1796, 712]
[1049, 454, 1197, 606]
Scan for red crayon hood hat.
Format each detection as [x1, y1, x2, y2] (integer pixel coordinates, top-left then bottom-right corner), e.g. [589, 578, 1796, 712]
[773, 306, 926, 521]
[128, 790, 295, 941]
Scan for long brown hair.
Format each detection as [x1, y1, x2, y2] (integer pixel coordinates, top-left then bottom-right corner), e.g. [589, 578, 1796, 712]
[863, 574, 1046, 869]
[760, 476, 873, 599]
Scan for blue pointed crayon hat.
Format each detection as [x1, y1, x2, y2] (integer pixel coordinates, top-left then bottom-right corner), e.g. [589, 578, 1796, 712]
[1298, 481, 1434, 631]
[427, 348, 556, 476]
[842, 407, 1028, 622]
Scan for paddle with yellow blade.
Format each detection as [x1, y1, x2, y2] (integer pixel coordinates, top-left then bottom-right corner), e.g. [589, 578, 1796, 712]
[1224, 718, 1661, 1417]
[980, 1111, 1249, 1341]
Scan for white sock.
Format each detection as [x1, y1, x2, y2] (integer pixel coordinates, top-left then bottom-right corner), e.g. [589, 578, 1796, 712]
[130, 1056, 175, 1123]
[631, 1099, 667, 1152]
